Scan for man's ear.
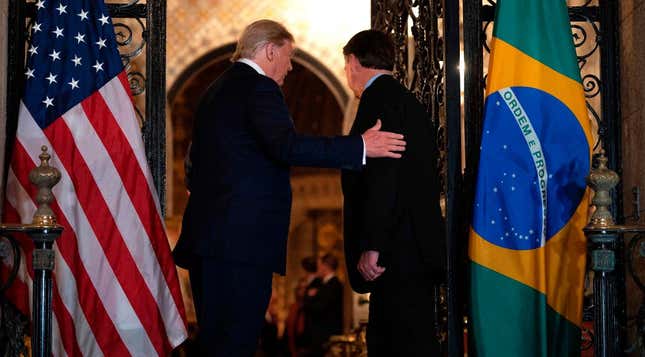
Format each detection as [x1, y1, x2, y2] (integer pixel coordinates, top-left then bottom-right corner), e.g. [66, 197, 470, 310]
[265, 43, 275, 62]
[349, 54, 362, 72]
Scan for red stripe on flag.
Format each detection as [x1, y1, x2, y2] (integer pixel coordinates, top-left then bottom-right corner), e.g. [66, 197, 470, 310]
[86, 73, 186, 322]
[1, 203, 33, 315]
[51, 280, 84, 357]
[0, 269, 30, 317]
[10, 141, 131, 356]
[117, 71, 137, 106]
[44, 118, 170, 355]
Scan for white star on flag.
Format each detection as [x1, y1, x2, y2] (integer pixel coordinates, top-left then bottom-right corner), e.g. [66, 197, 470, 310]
[25, 68, 35, 79]
[74, 32, 85, 44]
[42, 96, 54, 107]
[52, 26, 64, 38]
[32, 22, 42, 33]
[96, 38, 107, 49]
[35, 0, 45, 9]
[98, 14, 109, 25]
[56, 3, 67, 15]
[71, 55, 82, 66]
[45, 72, 57, 84]
[68, 78, 79, 90]
[77, 9, 89, 21]
[93, 60, 104, 72]
[28, 45, 38, 56]
[49, 49, 61, 61]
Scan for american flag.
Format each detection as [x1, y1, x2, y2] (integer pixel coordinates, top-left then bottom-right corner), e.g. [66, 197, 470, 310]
[2, 0, 188, 355]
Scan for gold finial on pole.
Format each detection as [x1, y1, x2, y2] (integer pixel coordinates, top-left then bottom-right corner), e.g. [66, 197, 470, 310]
[586, 150, 620, 228]
[28, 146, 61, 226]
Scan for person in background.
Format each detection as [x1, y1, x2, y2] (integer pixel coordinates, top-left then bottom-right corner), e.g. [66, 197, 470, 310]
[284, 257, 320, 357]
[300, 256, 321, 293]
[303, 253, 343, 357]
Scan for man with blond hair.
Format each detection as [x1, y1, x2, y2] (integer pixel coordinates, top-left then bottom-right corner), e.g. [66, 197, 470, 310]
[173, 20, 406, 356]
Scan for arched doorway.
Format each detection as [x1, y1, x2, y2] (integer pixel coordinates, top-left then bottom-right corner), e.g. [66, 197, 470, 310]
[167, 45, 357, 334]
[167, 44, 350, 218]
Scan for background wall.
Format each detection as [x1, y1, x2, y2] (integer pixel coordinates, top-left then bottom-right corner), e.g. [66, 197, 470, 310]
[166, 0, 370, 95]
[620, 0, 645, 210]
[619, 1, 645, 354]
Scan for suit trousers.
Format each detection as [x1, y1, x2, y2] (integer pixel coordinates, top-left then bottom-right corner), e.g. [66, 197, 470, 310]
[189, 258, 273, 357]
[366, 215, 441, 357]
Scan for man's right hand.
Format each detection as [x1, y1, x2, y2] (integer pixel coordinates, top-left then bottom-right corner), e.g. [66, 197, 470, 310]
[357, 250, 385, 281]
[361, 119, 406, 158]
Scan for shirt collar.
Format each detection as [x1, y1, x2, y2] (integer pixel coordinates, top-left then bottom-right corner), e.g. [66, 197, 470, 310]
[365, 73, 387, 90]
[237, 58, 266, 76]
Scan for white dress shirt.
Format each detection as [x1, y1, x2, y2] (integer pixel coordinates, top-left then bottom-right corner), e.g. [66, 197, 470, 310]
[237, 58, 266, 75]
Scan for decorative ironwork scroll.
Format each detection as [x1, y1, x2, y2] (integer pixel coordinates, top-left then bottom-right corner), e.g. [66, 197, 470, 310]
[624, 232, 645, 354]
[0, 299, 28, 357]
[0, 235, 26, 357]
[372, 0, 445, 181]
[6, 0, 167, 215]
[372, 0, 462, 355]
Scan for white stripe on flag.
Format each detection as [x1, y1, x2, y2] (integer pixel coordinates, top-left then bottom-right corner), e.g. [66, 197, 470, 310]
[54, 251, 104, 357]
[63, 101, 185, 343]
[51, 316, 69, 357]
[101, 75, 187, 346]
[16, 102, 157, 356]
[99, 75, 163, 218]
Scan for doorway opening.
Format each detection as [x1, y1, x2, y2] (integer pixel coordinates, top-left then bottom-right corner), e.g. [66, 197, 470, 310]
[167, 44, 359, 339]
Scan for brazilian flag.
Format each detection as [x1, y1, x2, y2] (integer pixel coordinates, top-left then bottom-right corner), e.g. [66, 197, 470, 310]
[469, 0, 593, 356]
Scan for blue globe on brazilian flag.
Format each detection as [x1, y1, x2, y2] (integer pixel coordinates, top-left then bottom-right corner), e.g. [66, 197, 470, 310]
[469, 0, 593, 356]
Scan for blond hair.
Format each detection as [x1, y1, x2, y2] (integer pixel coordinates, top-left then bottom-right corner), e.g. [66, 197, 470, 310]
[231, 20, 294, 61]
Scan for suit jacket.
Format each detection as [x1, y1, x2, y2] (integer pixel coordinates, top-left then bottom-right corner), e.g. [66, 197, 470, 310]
[341, 75, 445, 293]
[174, 62, 363, 274]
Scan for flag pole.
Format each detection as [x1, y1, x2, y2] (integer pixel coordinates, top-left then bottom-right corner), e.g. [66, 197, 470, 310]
[0, 146, 63, 356]
[26, 146, 62, 357]
[584, 151, 644, 356]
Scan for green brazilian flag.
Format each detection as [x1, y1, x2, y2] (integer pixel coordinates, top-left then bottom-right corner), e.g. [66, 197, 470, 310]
[469, 0, 593, 356]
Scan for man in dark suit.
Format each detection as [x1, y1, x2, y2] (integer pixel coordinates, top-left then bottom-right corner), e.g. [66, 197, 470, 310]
[303, 253, 343, 357]
[341, 30, 445, 356]
[173, 20, 406, 356]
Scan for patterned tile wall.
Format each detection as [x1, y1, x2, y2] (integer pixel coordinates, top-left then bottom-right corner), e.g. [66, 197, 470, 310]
[166, 0, 370, 95]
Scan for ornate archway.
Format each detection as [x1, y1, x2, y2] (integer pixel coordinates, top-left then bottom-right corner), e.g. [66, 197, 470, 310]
[166, 46, 355, 328]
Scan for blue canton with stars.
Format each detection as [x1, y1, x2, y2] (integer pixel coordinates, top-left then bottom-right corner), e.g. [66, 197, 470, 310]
[23, 0, 123, 129]
[472, 86, 589, 250]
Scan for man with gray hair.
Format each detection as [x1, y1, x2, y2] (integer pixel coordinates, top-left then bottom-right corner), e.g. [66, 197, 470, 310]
[173, 20, 406, 356]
